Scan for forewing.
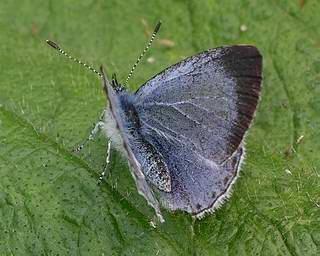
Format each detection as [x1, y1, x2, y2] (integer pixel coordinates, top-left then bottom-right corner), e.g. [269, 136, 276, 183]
[135, 45, 262, 164]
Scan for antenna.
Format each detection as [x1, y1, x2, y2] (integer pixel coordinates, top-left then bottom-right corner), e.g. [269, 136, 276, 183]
[46, 40, 102, 78]
[123, 20, 162, 87]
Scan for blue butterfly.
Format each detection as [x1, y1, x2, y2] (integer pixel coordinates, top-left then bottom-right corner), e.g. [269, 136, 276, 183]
[47, 21, 262, 222]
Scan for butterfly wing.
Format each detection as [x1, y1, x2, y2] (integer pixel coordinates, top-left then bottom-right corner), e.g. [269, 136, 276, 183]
[133, 45, 262, 215]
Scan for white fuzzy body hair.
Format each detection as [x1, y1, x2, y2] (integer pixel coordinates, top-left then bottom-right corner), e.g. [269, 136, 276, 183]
[103, 107, 126, 156]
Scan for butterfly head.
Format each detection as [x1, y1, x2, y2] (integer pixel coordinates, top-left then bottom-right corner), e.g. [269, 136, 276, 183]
[100, 65, 128, 99]
[111, 73, 125, 93]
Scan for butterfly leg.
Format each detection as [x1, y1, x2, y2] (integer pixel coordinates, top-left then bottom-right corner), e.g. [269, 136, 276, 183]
[73, 110, 106, 153]
[98, 139, 112, 184]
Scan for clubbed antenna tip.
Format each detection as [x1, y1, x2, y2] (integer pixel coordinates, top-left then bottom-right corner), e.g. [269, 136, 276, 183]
[46, 40, 60, 50]
[154, 21, 162, 33]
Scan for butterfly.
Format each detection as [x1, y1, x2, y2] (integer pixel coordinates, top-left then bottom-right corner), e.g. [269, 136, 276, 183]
[47, 21, 262, 223]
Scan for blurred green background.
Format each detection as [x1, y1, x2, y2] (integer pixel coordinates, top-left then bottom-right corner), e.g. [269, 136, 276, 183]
[0, 0, 320, 255]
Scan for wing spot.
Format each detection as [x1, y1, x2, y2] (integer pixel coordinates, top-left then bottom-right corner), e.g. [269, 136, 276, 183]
[224, 176, 230, 186]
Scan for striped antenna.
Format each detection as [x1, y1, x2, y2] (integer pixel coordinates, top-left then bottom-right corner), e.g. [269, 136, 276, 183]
[123, 20, 162, 87]
[46, 40, 102, 78]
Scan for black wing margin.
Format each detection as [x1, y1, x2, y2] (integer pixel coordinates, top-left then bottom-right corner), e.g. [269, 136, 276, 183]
[218, 46, 262, 161]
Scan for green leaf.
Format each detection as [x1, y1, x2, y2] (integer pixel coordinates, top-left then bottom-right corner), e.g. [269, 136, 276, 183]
[0, 0, 320, 255]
